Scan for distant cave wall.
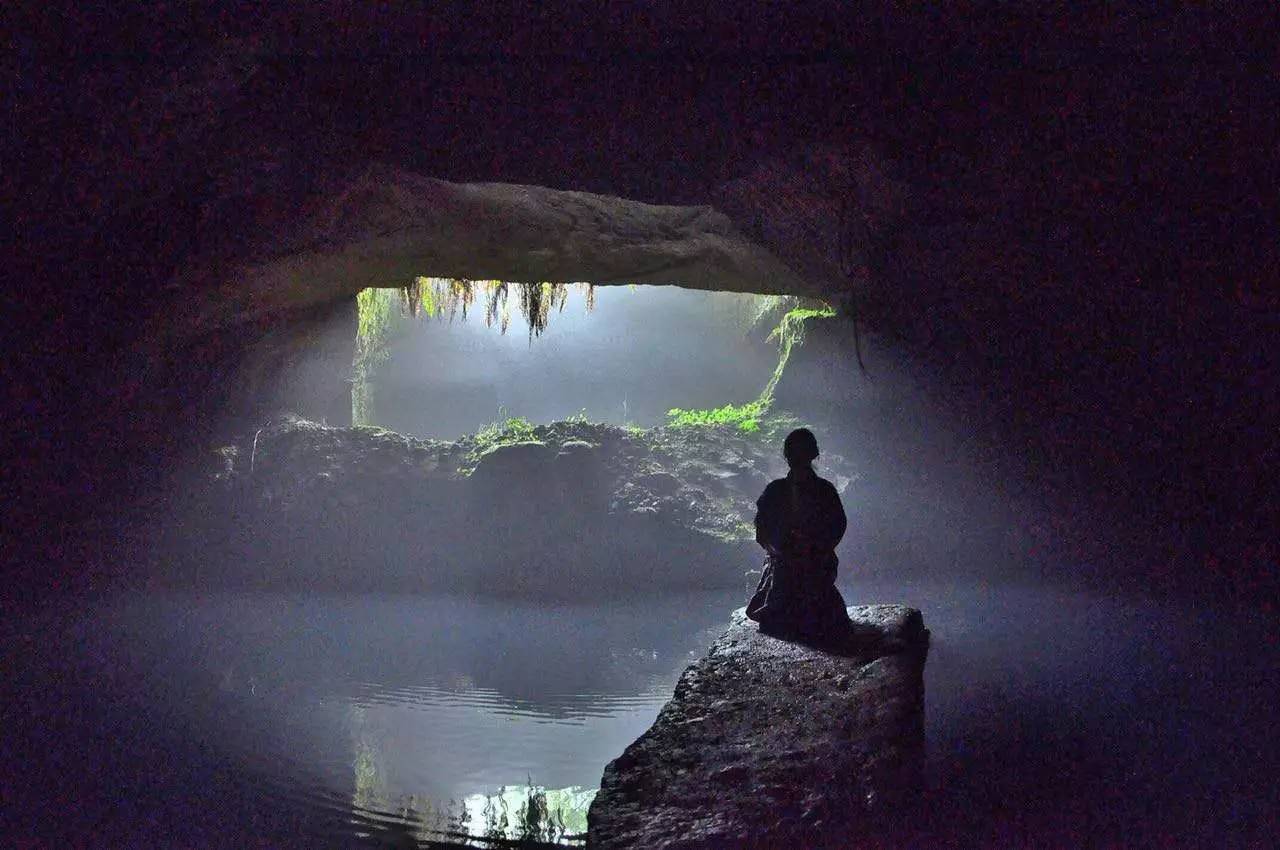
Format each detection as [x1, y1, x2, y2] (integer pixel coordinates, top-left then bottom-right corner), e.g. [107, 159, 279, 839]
[13, 11, 1275, 598]
[713, 140, 1279, 597]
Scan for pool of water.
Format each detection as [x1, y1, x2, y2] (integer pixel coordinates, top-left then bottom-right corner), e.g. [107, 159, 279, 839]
[3, 580, 1274, 847]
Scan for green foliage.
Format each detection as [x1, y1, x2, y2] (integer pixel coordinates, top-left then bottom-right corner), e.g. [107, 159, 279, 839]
[459, 414, 540, 473]
[475, 414, 537, 447]
[352, 288, 406, 425]
[354, 282, 834, 437]
[665, 302, 835, 436]
[666, 401, 767, 433]
[403, 276, 593, 338]
[770, 306, 837, 338]
[356, 287, 403, 348]
[759, 305, 836, 405]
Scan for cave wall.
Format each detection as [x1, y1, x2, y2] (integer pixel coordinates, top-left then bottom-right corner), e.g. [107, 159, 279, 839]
[121, 170, 823, 475]
[205, 296, 359, 431]
[9, 4, 1275, 596]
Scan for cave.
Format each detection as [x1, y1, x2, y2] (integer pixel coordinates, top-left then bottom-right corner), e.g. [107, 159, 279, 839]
[172, 275, 835, 599]
[8, 7, 1276, 849]
[131, 179, 861, 604]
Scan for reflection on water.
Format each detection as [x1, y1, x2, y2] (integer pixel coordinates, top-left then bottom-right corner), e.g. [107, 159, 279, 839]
[349, 782, 597, 846]
[2, 591, 733, 847]
[347, 700, 596, 845]
[3, 581, 1274, 847]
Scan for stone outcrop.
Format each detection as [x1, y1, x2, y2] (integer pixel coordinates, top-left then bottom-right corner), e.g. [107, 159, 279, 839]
[587, 605, 928, 849]
[162, 415, 854, 597]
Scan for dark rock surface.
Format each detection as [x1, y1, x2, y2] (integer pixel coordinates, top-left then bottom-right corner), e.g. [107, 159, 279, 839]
[587, 605, 928, 849]
[14, 10, 1273, 607]
[155, 170, 817, 342]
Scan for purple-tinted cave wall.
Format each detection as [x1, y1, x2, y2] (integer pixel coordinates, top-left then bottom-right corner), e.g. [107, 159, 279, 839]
[8, 4, 1275, 598]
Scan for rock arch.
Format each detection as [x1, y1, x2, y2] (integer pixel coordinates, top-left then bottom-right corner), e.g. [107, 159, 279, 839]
[133, 167, 827, 432]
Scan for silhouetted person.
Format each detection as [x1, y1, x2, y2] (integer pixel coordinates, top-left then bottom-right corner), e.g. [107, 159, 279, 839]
[746, 428, 853, 642]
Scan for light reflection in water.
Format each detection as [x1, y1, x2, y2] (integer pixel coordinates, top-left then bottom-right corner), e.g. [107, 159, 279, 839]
[345, 698, 601, 845]
[4, 581, 1273, 847]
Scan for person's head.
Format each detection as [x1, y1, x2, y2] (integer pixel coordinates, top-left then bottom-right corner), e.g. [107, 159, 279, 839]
[782, 428, 819, 468]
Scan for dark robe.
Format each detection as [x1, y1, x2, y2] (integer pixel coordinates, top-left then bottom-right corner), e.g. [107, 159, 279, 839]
[746, 467, 852, 640]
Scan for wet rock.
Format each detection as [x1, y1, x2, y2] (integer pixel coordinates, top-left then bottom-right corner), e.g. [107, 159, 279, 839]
[635, 471, 683, 496]
[557, 438, 598, 456]
[186, 415, 851, 597]
[468, 440, 555, 493]
[556, 438, 602, 474]
[472, 439, 555, 472]
[587, 606, 928, 849]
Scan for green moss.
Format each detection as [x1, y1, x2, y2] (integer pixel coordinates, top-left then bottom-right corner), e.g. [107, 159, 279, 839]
[759, 305, 836, 404]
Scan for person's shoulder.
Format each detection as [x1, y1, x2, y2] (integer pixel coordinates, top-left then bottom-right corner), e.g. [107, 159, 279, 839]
[815, 476, 841, 495]
[758, 478, 787, 499]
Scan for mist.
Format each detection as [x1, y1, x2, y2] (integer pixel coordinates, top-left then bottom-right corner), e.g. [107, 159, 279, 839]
[362, 284, 780, 438]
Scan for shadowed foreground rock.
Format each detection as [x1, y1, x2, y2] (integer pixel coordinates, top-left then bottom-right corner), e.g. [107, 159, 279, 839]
[587, 605, 928, 849]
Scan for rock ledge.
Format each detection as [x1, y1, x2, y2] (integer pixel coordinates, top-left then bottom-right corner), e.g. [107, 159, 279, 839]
[587, 605, 928, 849]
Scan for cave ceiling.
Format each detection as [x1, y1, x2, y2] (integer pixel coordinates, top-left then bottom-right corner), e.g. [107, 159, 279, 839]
[164, 168, 829, 340]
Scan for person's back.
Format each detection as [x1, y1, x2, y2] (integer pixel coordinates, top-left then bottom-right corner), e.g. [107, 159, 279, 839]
[746, 428, 852, 641]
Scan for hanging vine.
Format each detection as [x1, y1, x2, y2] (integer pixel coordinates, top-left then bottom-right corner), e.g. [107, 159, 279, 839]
[351, 279, 595, 424]
[398, 277, 585, 339]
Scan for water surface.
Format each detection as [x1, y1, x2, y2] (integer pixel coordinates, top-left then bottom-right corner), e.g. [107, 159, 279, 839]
[3, 581, 1273, 846]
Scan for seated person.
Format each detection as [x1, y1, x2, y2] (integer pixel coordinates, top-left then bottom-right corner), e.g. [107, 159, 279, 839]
[746, 428, 852, 642]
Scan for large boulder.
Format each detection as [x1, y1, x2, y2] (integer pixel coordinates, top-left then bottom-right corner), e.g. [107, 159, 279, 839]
[587, 605, 928, 849]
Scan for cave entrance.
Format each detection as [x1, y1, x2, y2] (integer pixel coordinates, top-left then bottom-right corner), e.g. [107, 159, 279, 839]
[175, 275, 846, 600]
[350, 278, 799, 440]
[166, 176, 853, 598]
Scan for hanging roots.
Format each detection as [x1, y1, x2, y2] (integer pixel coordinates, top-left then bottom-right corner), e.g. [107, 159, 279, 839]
[400, 278, 589, 338]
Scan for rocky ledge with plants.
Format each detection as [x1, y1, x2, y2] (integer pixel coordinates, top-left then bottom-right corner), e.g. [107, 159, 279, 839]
[167, 408, 856, 598]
